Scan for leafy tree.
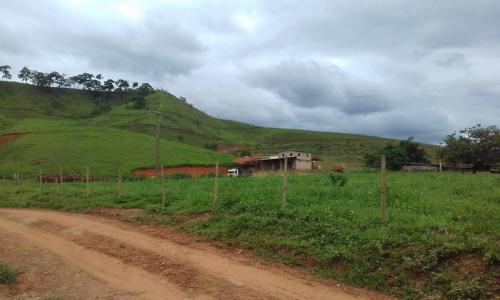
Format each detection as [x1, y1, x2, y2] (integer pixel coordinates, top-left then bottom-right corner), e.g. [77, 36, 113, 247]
[46, 71, 62, 87]
[442, 125, 500, 170]
[31, 71, 50, 87]
[130, 95, 146, 109]
[136, 82, 155, 96]
[365, 137, 429, 170]
[68, 75, 80, 88]
[132, 82, 139, 89]
[78, 73, 95, 90]
[0, 65, 12, 81]
[115, 79, 129, 91]
[102, 79, 115, 92]
[18, 67, 32, 83]
[400, 137, 429, 163]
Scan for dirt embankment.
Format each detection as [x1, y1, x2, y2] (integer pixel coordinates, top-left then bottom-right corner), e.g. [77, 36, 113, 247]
[0, 209, 392, 300]
[133, 166, 231, 178]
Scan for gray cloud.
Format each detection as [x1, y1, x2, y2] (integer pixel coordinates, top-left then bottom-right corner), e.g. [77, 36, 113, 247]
[245, 61, 390, 115]
[0, 1, 206, 77]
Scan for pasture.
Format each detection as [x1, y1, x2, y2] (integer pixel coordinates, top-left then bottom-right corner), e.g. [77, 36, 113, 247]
[1, 172, 498, 298]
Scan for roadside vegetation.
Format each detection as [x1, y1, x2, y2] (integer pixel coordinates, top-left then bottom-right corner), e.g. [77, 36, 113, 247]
[365, 137, 430, 170]
[0, 262, 18, 287]
[1, 172, 498, 298]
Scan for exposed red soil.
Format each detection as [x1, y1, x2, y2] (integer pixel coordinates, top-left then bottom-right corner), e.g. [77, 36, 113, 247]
[133, 166, 231, 178]
[0, 133, 28, 146]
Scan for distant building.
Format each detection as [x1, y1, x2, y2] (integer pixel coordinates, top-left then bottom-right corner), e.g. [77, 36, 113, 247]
[243, 150, 314, 171]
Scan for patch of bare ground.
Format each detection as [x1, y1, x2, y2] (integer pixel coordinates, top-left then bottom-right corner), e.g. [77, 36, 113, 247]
[73, 232, 273, 300]
[0, 230, 134, 300]
[452, 253, 487, 279]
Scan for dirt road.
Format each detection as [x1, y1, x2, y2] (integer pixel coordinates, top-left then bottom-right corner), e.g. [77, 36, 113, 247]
[0, 209, 392, 300]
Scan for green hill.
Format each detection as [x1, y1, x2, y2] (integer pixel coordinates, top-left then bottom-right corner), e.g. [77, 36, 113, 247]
[0, 81, 434, 176]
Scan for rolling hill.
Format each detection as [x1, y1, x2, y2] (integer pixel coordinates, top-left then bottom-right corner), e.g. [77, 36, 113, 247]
[0, 81, 434, 176]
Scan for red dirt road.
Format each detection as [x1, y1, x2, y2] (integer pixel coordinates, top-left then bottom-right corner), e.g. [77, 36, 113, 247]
[0, 209, 393, 300]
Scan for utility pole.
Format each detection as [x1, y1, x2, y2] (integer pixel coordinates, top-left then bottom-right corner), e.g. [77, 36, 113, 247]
[155, 113, 161, 176]
[150, 103, 169, 177]
[281, 156, 288, 210]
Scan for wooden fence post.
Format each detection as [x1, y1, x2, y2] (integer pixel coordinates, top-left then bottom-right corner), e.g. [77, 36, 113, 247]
[118, 166, 122, 199]
[39, 169, 42, 193]
[213, 161, 219, 207]
[86, 165, 90, 198]
[59, 166, 64, 194]
[281, 157, 288, 210]
[59, 166, 63, 184]
[439, 159, 442, 172]
[161, 165, 166, 207]
[380, 154, 387, 223]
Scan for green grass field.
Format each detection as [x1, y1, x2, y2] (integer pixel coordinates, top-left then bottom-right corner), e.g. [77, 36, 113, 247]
[1, 172, 498, 299]
[0, 81, 435, 175]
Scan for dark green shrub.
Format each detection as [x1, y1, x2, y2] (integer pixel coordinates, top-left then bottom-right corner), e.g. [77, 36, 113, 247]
[0, 263, 18, 286]
[329, 172, 348, 187]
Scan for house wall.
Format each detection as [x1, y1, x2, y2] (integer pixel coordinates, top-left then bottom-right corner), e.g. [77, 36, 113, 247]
[295, 159, 313, 170]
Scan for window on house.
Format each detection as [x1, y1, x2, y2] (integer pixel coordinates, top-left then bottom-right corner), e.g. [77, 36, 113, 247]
[298, 153, 301, 157]
[289, 153, 293, 156]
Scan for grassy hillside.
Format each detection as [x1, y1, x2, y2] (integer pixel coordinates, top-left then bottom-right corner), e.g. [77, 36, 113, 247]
[0, 81, 434, 175]
[0, 120, 233, 177]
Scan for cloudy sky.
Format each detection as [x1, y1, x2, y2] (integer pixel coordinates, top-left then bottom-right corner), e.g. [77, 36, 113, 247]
[1, 0, 499, 143]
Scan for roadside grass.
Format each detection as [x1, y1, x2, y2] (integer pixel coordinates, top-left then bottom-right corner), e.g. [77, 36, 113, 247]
[0, 263, 18, 286]
[0, 172, 498, 298]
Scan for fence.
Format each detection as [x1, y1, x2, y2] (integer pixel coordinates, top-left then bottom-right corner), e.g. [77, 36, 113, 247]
[0, 156, 391, 222]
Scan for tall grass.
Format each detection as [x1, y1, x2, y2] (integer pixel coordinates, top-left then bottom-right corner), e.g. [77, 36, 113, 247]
[0, 172, 498, 298]
[0, 263, 18, 286]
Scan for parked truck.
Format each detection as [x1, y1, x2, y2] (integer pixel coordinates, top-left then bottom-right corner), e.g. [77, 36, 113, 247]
[227, 168, 252, 177]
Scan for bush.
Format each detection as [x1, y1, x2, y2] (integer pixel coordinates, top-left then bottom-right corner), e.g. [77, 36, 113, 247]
[130, 96, 146, 109]
[0, 263, 18, 286]
[329, 172, 348, 187]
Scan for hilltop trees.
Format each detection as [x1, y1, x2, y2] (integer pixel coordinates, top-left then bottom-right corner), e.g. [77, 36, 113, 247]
[18, 67, 32, 83]
[0, 65, 12, 81]
[442, 125, 500, 170]
[115, 79, 130, 91]
[2, 65, 156, 98]
[102, 79, 115, 92]
[365, 137, 429, 170]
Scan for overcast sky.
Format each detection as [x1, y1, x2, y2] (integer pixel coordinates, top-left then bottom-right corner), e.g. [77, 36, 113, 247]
[1, 0, 499, 143]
